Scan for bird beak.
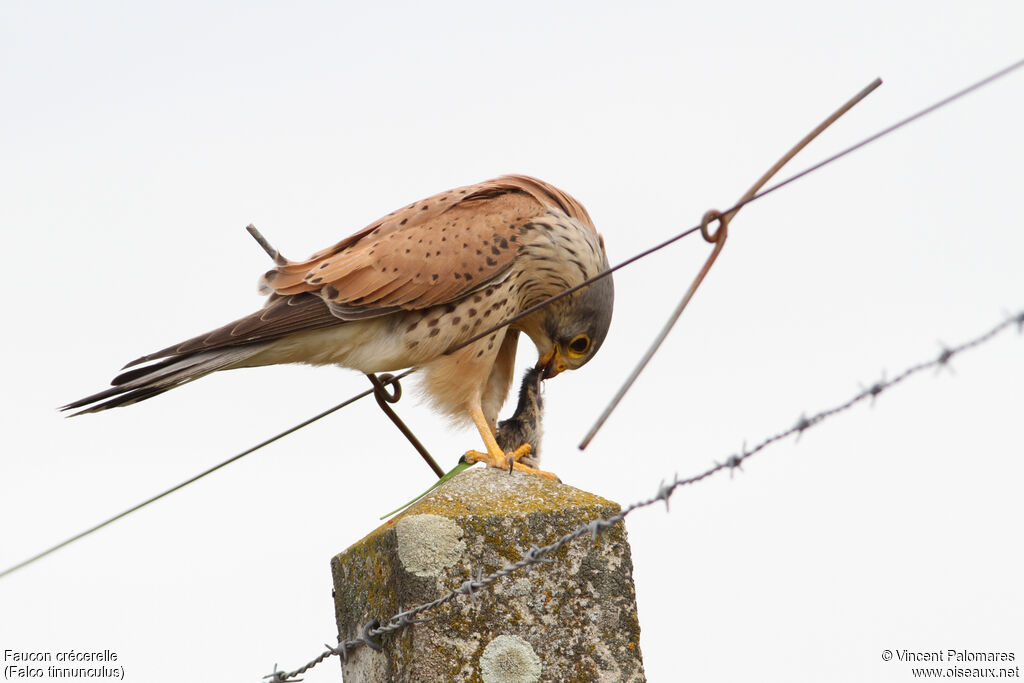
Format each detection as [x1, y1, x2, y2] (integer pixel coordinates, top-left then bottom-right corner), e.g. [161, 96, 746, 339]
[537, 348, 567, 379]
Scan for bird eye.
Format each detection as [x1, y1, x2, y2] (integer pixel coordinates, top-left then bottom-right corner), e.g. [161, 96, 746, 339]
[566, 335, 591, 358]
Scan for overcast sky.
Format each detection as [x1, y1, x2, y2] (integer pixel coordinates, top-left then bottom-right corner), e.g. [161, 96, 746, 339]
[2, 2, 1023, 682]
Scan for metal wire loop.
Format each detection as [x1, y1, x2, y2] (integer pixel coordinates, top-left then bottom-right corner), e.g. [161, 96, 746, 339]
[366, 373, 445, 479]
[360, 619, 384, 651]
[373, 373, 402, 403]
[700, 209, 728, 243]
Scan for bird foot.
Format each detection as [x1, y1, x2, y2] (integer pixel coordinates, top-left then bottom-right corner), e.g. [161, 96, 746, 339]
[464, 443, 559, 480]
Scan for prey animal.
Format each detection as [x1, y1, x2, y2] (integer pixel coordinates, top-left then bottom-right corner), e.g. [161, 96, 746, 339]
[496, 366, 546, 470]
[63, 175, 613, 478]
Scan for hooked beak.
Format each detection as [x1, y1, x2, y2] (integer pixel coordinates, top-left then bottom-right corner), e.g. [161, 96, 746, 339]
[537, 348, 567, 379]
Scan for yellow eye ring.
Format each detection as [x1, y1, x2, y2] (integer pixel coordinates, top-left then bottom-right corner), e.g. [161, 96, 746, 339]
[566, 335, 591, 358]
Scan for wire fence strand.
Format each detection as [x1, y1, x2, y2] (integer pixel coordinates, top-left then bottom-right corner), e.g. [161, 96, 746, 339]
[0, 372, 411, 579]
[265, 308, 1024, 682]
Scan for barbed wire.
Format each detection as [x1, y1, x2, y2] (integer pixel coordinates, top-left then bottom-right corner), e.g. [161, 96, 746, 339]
[4, 59, 1021, 581]
[265, 308, 1024, 682]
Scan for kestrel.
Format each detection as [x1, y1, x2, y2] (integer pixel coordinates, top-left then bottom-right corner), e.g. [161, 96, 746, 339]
[63, 175, 614, 475]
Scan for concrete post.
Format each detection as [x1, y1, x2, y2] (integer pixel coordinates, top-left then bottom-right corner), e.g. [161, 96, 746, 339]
[331, 467, 646, 682]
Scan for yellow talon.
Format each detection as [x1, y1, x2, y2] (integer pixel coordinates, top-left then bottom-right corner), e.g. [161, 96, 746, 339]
[507, 442, 533, 465]
[510, 460, 559, 480]
[466, 406, 559, 479]
[463, 443, 530, 469]
[463, 443, 558, 480]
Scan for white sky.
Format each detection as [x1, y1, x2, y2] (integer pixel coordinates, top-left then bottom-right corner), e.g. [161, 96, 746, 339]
[2, 2, 1023, 682]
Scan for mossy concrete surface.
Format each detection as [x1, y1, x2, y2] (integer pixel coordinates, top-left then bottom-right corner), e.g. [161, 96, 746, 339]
[331, 467, 646, 682]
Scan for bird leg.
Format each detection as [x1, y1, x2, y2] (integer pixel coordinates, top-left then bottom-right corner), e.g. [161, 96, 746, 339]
[464, 406, 557, 479]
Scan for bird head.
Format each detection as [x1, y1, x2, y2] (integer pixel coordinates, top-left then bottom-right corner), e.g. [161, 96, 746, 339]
[530, 273, 614, 379]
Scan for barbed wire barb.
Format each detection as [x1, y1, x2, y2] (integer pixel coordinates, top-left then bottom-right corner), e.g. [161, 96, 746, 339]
[323, 642, 347, 664]
[935, 344, 956, 374]
[724, 454, 744, 479]
[859, 370, 887, 407]
[654, 474, 678, 512]
[261, 663, 297, 683]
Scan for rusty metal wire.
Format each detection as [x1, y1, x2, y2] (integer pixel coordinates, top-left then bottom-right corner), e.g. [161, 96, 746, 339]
[580, 207, 731, 449]
[581, 77, 883, 449]
[264, 308, 1024, 682]
[366, 373, 445, 478]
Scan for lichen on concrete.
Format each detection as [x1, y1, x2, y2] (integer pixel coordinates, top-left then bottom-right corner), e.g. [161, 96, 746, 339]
[395, 513, 466, 577]
[332, 466, 646, 682]
[480, 635, 542, 683]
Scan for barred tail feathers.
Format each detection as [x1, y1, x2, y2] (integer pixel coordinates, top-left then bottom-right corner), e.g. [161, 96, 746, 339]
[61, 345, 266, 415]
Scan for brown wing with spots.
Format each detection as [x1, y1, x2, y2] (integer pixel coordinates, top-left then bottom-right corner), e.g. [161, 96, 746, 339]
[260, 174, 595, 318]
[123, 175, 592, 368]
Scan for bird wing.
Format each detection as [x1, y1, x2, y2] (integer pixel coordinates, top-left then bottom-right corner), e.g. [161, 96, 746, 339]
[122, 293, 342, 367]
[124, 175, 593, 368]
[261, 174, 595, 316]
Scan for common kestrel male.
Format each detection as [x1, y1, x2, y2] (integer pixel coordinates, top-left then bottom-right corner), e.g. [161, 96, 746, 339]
[63, 175, 614, 475]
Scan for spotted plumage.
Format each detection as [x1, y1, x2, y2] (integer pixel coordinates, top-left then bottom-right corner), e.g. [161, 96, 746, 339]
[63, 174, 614, 476]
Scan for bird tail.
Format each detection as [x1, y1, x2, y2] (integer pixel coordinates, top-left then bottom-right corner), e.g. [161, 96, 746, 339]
[60, 345, 266, 415]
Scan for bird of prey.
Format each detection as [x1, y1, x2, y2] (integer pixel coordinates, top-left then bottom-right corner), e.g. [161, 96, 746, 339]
[62, 175, 614, 475]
